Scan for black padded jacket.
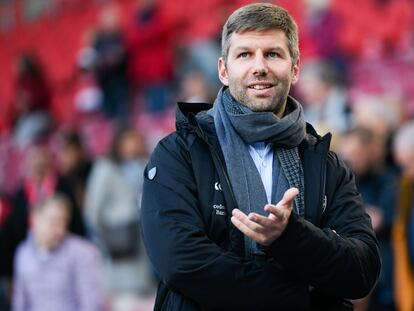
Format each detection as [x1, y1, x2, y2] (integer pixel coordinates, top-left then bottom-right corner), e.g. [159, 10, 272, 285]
[141, 102, 381, 311]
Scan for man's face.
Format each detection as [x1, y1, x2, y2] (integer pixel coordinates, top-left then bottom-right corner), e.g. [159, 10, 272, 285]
[338, 134, 372, 175]
[33, 203, 69, 250]
[218, 29, 299, 117]
[58, 145, 82, 175]
[27, 147, 51, 180]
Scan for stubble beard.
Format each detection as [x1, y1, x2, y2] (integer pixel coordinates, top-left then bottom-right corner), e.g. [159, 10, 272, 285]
[228, 80, 291, 114]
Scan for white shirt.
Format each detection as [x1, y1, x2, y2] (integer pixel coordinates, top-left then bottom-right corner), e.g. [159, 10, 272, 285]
[248, 142, 274, 204]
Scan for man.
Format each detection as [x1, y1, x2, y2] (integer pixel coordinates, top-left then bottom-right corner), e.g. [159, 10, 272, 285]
[392, 121, 414, 311]
[2, 144, 85, 279]
[141, 3, 380, 310]
[13, 194, 103, 311]
[338, 127, 397, 310]
[296, 59, 351, 134]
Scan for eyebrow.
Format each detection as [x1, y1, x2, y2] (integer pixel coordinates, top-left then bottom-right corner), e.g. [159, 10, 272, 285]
[232, 46, 286, 53]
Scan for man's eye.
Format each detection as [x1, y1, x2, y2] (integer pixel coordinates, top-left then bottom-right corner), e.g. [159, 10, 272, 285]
[239, 52, 249, 58]
[267, 52, 279, 58]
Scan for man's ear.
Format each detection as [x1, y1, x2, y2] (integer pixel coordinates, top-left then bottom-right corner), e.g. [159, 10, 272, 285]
[291, 58, 300, 85]
[218, 57, 229, 86]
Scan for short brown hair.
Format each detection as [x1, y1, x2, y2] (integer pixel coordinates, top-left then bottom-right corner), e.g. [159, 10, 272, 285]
[32, 193, 71, 218]
[221, 3, 299, 64]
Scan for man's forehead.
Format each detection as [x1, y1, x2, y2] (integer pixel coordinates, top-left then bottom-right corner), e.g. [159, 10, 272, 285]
[38, 202, 69, 217]
[228, 29, 289, 50]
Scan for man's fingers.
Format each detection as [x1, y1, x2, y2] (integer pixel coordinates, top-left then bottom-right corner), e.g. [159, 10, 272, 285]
[248, 212, 275, 227]
[232, 208, 250, 222]
[232, 209, 288, 246]
[232, 209, 266, 233]
[231, 215, 260, 239]
[278, 187, 299, 207]
[264, 188, 298, 219]
[264, 204, 284, 219]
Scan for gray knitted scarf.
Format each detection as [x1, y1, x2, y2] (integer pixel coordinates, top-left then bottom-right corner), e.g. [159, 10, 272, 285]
[210, 88, 306, 255]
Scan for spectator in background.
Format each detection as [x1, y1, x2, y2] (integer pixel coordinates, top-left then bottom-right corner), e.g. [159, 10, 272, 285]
[55, 128, 92, 211]
[179, 70, 213, 103]
[173, 0, 223, 91]
[338, 126, 397, 311]
[125, 0, 175, 115]
[392, 121, 414, 311]
[12, 53, 53, 147]
[94, 4, 129, 119]
[84, 125, 155, 304]
[352, 95, 402, 169]
[73, 41, 103, 117]
[301, 0, 342, 62]
[13, 194, 103, 311]
[295, 58, 351, 134]
[1, 144, 85, 279]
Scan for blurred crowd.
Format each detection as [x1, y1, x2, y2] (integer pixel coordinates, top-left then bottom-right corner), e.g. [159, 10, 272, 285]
[0, 0, 414, 310]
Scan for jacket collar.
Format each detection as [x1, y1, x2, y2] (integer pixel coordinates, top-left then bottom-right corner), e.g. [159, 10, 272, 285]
[176, 102, 212, 130]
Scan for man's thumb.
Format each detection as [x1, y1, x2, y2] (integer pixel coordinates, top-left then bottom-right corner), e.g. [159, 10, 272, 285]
[279, 187, 299, 207]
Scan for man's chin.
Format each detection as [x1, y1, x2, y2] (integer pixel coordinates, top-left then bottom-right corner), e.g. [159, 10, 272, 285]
[246, 100, 278, 113]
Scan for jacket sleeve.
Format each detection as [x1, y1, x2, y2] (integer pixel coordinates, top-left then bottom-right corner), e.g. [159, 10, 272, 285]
[266, 152, 381, 299]
[141, 134, 309, 310]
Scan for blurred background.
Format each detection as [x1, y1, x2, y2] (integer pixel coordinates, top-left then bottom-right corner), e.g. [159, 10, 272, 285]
[0, 0, 413, 310]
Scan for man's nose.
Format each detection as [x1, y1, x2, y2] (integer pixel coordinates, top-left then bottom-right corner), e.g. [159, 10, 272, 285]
[252, 53, 268, 76]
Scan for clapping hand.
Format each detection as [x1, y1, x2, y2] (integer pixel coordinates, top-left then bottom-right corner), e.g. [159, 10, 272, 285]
[230, 188, 298, 246]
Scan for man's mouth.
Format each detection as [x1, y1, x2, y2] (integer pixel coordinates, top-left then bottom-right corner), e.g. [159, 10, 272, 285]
[248, 83, 274, 90]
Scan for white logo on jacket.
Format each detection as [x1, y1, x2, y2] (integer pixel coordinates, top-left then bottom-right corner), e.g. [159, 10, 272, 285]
[213, 204, 226, 216]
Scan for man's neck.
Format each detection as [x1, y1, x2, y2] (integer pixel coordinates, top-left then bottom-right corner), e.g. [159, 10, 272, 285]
[275, 101, 286, 118]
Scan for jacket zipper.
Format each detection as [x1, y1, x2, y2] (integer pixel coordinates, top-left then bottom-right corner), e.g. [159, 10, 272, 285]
[317, 133, 331, 224]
